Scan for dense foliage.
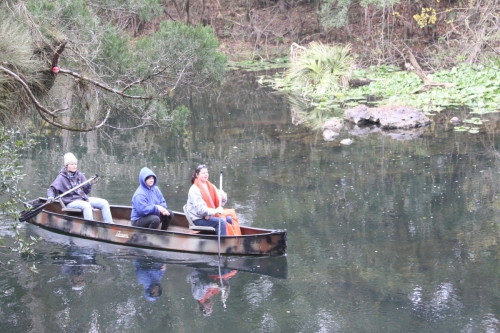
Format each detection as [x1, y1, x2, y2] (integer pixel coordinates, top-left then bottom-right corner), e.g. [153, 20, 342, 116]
[0, 0, 227, 131]
[267, 55, 500, 129]
[0, 128, 36, 217]
[347, 64, 500, 115]
[320, 0, 401, 29]
[0, 128, 38, 273]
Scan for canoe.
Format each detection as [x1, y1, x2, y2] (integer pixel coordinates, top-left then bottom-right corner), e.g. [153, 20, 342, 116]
[26, 224, 288, 279]
[22, 198, 287, 256]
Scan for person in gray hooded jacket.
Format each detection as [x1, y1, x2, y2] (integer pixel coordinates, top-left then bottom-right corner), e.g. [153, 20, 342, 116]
[47, 152, 114, 224]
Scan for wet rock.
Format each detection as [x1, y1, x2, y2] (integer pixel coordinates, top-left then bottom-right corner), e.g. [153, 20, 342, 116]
[450, 117, 461, 125]
[344, 105, 432, 129]
[321, 118, 343, 132]
[344, 123, 382, 137]
[344, 122, 426, 141]
[340, 139, 353, 145]
[381, 127, 427, 141]
[323, 129, 339, 141]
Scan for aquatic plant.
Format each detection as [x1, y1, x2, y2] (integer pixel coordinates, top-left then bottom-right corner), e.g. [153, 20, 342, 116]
[267, 61, 500, 130]
[281, 42, 354, 94]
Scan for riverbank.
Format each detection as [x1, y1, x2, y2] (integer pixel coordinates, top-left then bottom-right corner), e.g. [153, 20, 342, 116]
[207, 1, 499, 71]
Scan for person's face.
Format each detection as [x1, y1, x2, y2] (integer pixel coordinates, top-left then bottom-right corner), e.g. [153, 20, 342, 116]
[66, 162, 77, 172]
[201, 300, 214, 316]
[145, 176, 155, 188]
[149, 285, 161, 297]
[197, 168, 209, 183]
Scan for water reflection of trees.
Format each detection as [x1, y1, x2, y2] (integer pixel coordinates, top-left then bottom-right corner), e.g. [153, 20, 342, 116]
[22, 71, 291, 208]
[269, 119, 500, 328]
[17, 71, 500, 330]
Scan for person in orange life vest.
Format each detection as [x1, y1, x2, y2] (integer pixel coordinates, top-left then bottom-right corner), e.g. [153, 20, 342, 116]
[187, 268, 237, 316]
[185, 164, 231, 235]
[185, 164, 242, 236]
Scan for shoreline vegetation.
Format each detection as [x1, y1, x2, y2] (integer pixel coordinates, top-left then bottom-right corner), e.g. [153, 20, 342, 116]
[254, 49, 500, 133]
[1, 0, 499, 133]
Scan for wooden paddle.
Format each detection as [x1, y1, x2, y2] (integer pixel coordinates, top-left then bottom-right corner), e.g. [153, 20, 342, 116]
[19, 174, 99, 222]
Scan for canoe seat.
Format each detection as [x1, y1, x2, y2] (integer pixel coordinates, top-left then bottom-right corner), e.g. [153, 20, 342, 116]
[183, 205, 216, 233]
[58, 199, 83, 214]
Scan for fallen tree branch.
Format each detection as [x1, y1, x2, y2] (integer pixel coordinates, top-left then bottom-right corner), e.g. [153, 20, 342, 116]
[290, 42, 307, 63]
[405, 49, 455, 93]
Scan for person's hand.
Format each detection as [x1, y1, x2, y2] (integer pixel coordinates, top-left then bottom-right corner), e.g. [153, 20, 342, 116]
[158, 206, 170, 216]
[47, 197, 54, 203]
[215, 206, 224, 214]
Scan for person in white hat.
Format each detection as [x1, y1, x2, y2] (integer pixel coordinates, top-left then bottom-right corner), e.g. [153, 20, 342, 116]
[46, 152, 114, 223]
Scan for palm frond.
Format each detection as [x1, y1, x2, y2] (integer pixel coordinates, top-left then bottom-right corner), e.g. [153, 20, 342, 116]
[284, 42, 354, 92]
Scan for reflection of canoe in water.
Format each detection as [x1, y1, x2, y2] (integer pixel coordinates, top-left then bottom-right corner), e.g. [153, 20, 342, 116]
[26, 224, 288, 279]
[23, 198, 287, 256]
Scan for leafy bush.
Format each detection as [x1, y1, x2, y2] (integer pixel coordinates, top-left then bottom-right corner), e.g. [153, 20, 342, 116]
[134, 21, 228, 87]
[0, 128, 37, 217]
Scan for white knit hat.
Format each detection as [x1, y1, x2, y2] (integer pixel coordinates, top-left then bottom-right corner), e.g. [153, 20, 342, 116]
[64, 152, 77, 165]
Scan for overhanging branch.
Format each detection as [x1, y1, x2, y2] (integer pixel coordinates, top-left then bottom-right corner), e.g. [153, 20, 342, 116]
[0, 65, 67, 117]
[59, 69, 153, 100]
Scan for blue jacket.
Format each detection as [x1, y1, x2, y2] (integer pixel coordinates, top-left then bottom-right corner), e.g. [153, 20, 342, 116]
[134, 259, 166, 302]
[131, 167, 168, 221]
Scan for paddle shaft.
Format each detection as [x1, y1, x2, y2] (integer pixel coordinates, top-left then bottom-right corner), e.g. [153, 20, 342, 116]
[218, 255, 226, 308]
[52, 174, 98, 202]
[218, 171, 223, 258]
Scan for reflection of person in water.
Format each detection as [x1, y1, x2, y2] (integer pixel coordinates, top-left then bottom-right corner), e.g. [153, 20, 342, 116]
[59, 246, 98, 291]
[187, 268, 237, 316]
[134, 259, 167, 302]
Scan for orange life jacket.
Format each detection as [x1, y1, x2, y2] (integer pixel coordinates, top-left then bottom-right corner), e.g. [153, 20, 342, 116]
[199, 286, 219, 304]
[194, 179, 220, 213]
[194, 179, 242, 236]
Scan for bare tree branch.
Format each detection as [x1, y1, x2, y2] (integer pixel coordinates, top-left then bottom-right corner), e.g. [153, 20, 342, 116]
[59, 69, 153, 100]
[51, 40, 68, 69]
[404, 49, 455, 93]
[0, 65, 67, 117]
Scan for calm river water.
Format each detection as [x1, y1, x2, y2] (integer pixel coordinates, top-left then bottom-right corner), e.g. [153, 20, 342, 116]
[2, 71, 500, 333]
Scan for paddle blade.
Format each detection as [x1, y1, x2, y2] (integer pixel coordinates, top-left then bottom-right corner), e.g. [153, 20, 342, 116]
[19, 202, 47, 222]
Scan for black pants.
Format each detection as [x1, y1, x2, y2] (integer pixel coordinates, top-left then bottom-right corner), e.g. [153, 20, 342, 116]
[132, 211, 173, 230]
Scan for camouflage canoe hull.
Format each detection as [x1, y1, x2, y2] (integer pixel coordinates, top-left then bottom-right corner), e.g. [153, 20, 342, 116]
[23, 198, 287, 256]
[26, 224, 288, 278]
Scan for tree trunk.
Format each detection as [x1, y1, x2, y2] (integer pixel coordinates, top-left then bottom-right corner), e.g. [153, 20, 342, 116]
[185, 0, 191, 25]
